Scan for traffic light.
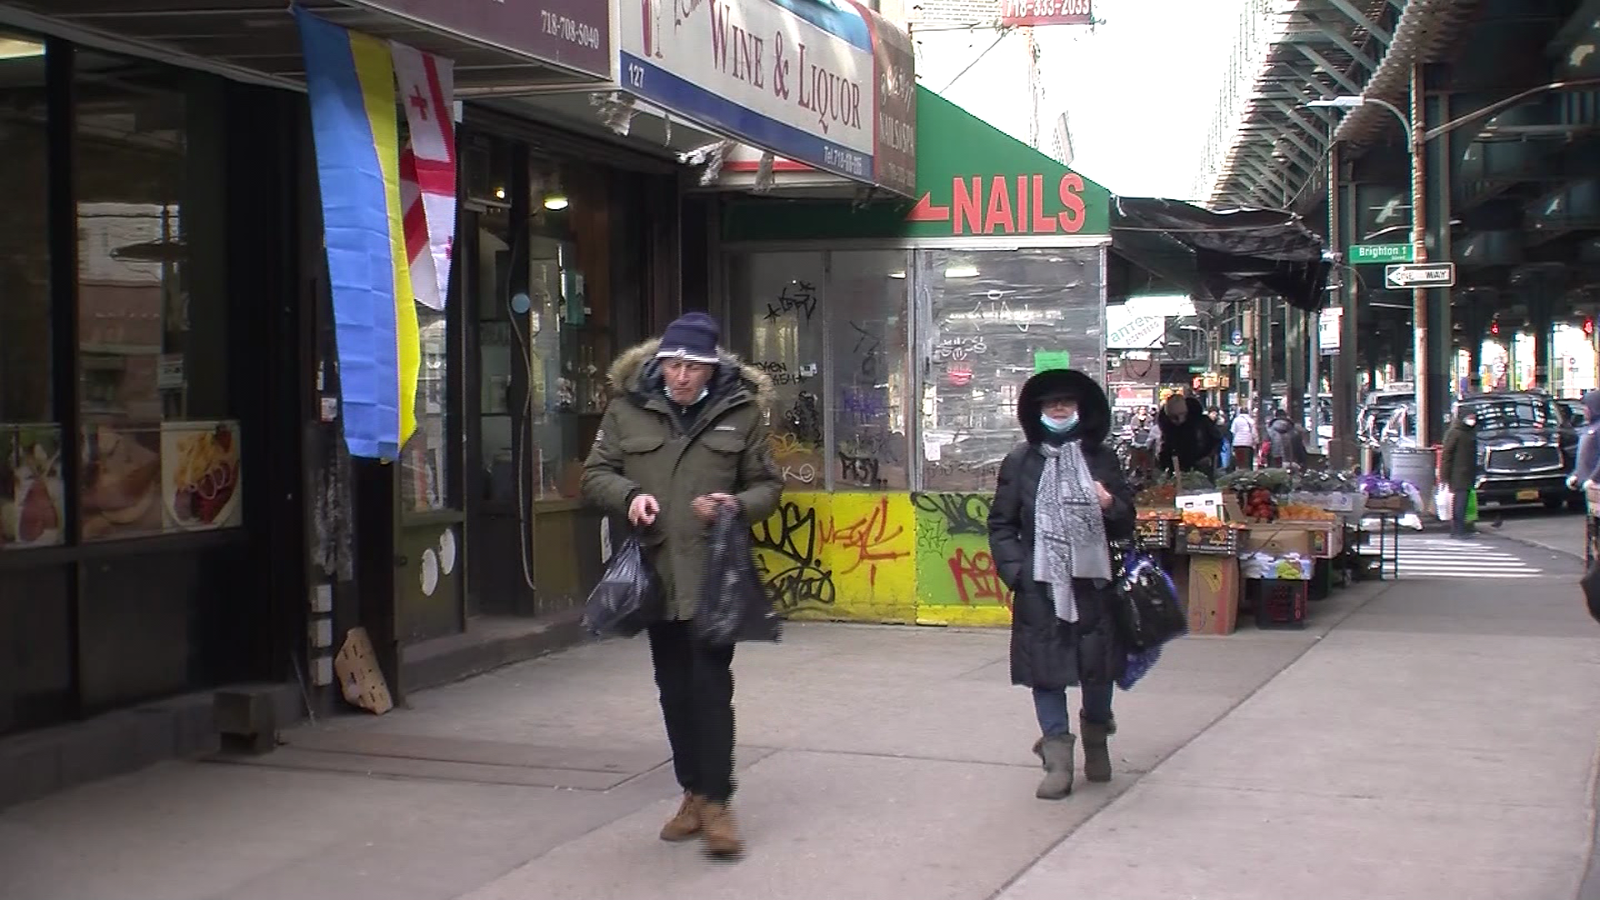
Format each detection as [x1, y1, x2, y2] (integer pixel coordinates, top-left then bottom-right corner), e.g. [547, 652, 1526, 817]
[1490, 318, 1500, 336]
[1585, 317, 1594, 337]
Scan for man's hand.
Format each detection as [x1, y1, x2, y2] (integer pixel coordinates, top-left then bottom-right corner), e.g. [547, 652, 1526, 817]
[1094, 481, 1114, 511]
[628, 493, 660, 526]
[692, 492, 739, 523]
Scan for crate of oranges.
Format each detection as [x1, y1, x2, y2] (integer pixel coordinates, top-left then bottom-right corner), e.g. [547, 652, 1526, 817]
[1175, 512, 1240, 556]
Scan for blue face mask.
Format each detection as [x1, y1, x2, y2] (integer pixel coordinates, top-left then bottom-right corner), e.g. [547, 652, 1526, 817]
[1041, 412, 1079, 434]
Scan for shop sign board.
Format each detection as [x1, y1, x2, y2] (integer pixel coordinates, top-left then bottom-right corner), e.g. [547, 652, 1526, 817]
[1319, 307, 1342, 354]
[352, 0, 611, 78]
[1105, 304, 1164, 349]
[720, 86, 1110, 240]
[998, 0, 1093, 26]
[621, 0, 891, 190]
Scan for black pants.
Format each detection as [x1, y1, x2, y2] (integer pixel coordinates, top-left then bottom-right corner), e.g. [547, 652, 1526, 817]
[648, 620, 736, 803]
[1451, 485, 1472, 535]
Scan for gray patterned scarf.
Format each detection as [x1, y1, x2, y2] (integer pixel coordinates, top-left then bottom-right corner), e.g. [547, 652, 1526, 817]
[1033, 439, 1112, 622]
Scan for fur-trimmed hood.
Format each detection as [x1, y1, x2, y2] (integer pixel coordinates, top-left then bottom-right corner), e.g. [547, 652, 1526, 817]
[1015, 368, 1112, 447]
[606, 338, 776, 412]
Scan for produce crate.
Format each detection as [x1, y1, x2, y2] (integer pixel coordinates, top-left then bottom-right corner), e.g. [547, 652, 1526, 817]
[1175, 524, 1240, 556]
[1247, 579, 1309, 630]
[1135, 516, 1174, 550]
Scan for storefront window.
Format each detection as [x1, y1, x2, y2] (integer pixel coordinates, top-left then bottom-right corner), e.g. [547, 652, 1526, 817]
[729, 252, 828, 489]
[527, 162, 613, 500]
[830, 251, 910, 490]
[0, 35, 60, 551]
[919, 247, 1105, 491]
[75, 54, 238, 541]
[401, 306, 450, 513]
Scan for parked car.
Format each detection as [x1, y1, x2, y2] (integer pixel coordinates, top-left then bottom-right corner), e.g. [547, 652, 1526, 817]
[1362, 392, 1415, 452]
[1374, 401, 1420, 474]
[1373, 392, 1580, 510]
[1458, 392, 1579, 510]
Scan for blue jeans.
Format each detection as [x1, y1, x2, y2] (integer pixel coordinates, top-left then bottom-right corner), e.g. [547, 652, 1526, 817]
[1033, 684, 1114, 738]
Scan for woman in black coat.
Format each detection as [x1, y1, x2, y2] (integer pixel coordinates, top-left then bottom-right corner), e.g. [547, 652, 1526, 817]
[987, 368, 1136, 800]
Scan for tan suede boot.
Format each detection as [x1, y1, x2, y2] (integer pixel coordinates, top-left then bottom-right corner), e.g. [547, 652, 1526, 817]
[700, 801, 744, 857]
[659, 792, 703, 842]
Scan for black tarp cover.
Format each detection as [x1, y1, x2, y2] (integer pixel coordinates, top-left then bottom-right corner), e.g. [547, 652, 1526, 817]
[1109, 197, 1331, 311]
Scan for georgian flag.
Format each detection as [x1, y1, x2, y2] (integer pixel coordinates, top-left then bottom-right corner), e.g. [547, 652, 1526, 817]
[391, 42, 456, 312]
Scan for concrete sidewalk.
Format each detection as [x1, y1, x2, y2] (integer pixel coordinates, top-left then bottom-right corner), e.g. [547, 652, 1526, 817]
[999, 535, 1600, 900]
[0, 537, 1596, 900]
[1493, 508, 1588, 560]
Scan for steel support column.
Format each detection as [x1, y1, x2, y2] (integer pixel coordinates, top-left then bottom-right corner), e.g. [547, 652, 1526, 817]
[1332, 144, 1360, 467]
[1421, 66, 1454, 444]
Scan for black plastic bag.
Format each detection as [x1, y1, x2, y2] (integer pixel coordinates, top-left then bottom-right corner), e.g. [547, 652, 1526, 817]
[1110, 545, 1187, 650]
[693, 505, 782, 646]
[582, 533, 663, 638]
[1582, 562, 1600, 625]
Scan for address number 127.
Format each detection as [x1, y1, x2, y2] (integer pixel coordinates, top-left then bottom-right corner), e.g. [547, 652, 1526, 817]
[627, 63, 645, 88]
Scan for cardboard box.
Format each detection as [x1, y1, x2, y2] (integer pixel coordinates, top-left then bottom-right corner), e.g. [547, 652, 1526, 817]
[1187, 555, 1239, 636]
[1244, 523, 1339, 559]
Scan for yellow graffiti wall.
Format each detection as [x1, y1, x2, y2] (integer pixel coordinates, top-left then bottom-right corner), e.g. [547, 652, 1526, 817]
[749, 491, 1012, 627]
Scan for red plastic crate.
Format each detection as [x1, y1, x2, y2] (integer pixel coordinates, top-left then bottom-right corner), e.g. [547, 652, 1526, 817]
[1247, 579, 1308, 630]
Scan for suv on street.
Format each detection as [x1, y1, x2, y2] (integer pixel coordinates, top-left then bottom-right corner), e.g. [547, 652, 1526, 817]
[1456, 392, 1579, 510]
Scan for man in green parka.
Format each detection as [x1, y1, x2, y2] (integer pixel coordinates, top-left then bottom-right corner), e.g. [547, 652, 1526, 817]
[581, 311, 782, 858]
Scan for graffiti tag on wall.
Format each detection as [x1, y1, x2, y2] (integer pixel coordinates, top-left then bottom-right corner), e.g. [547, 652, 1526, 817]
[749, 493, 916, 621]
[912, 492, 1010, 612]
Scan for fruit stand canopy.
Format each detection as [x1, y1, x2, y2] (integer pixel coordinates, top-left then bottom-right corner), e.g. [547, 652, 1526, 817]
[1108, 197, 1331, 311]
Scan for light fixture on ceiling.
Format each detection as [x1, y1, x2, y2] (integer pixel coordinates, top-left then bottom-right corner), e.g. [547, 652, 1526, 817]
[944, 265, 978, 278]
[493, 187, 506, 200]
[887, 271, 906, 279]
[542, 193, 569, 211]
[0, 38, 44, 60]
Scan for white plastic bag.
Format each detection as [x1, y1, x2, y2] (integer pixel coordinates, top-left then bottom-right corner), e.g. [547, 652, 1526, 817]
[1434, 485, 1453, 522]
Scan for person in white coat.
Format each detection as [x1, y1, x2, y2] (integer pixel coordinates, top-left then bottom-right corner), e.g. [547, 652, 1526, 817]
[1229, 409, 1258, 471]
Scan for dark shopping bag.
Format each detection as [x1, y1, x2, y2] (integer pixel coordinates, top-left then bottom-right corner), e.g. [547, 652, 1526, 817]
[693, 505, 782, 646]
[1582, 562, 1600, 626]
[582, 533, 664, 638]
[1110, 546, 1187, 650]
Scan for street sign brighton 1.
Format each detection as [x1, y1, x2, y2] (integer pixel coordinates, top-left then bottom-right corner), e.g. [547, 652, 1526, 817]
[1350, 243, 1414, 264]
[1384, 262, 1456, 290]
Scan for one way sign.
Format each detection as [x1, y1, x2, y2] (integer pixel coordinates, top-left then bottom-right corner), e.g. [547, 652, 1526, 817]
[1385, 263, 1455, 290]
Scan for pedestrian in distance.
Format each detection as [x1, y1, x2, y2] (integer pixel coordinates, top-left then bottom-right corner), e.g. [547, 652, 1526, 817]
[1438, 405, 1480, 539]
[581, 311, 784, 858]
[1155, 393, 1220, 478]
[1230, 407, 1258, 471]
[1567, 391, 1600, 494]
[1263, 408, 1308, 469]
[987, 367, 1136, 800]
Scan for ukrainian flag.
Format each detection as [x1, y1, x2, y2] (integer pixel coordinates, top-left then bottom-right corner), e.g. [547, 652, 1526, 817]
[295, 7, 420, 460]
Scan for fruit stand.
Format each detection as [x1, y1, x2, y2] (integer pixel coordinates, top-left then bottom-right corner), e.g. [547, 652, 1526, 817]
[1133, 469, 1396, 635]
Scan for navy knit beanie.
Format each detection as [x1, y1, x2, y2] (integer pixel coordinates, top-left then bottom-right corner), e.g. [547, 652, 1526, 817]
[656, 312, 721, 364]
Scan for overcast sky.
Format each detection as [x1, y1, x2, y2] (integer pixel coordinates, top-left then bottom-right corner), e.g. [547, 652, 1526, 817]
[1034, 0, 1249, 201]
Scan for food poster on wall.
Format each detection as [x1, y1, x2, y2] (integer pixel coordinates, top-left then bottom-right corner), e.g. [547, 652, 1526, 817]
[0, 425, 66, 549]
[80, 423, 164, 540]
[161, 421, 243, 531]
[920, 247, 1106, 491]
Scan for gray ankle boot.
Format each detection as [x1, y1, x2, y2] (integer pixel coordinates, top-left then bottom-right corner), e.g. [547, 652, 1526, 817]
[1031, 734, 1076, 799]
[1080, 714, 1113, 783]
